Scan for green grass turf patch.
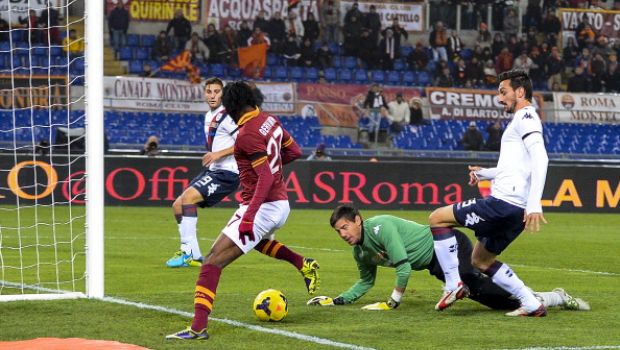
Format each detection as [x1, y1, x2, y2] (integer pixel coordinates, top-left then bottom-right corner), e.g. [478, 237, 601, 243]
[1, 207, 619, 349]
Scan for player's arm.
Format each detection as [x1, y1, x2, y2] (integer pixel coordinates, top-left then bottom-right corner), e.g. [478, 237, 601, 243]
[468, 165, 498, 186]
[521, 119, 549, 231]
[280, 128, 302, 165]
[237, 151, 274, 244]
[202, 146, 234, 167]
[308, 259, 377, 306]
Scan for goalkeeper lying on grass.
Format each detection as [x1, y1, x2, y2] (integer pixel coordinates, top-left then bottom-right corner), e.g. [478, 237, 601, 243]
[308, 204, 589, 312]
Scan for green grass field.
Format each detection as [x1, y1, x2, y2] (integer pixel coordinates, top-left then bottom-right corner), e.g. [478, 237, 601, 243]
[1, 206, 619, 350]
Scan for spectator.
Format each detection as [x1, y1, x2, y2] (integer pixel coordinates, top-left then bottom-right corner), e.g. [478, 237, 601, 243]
[267, 11, 286, 53]
[567, 66, 591, 92]
[461, 1, 476, 30]
[592, 35, 613, 58]
[62, 29, 83, 57]
[320, 0, 340, 43]
[299, 37, 315, 67]
[363, 83, 388, 110]
[447, 30, 464, 61]
[506, 34, 521, 57]
[465, 56, 484, 86]
[253, 10, 269, 33]
[550, 81, 563, 91]
[365, 5, 381, 44]
[383, 17, 408, 54]
[316, 41, 333, 70]
[461, 121, 483, 151]
[407, 42, 429, 71]
[39, 1, 61, 45]
[435, 66, 454, 87]
[303, 12, 320, 44]
[140, 136, 160, 157]
[513, 51, 534, 74]
[524, 1, 543, 29]
[20, 9, 39, 44]
[454, 58, 467, 86]
[603, 53, 620, 92]
[140, 62, 154, 77]
[379, 28, 397, 70]
[526, 27, 539, 50]
[221, 24, 237, 54]
[387, 92, 410, 133]
[563, 36, 580, 64]
[485, 120, 503, 151]
[495, 48, 514, 74]
[575, 47, 592, 72]
[236, 20, 252, 48]
[344, 1, 363, 26]
[285, 9, 304, 40]
[429, 21, 448, 62]
[577, 23, 596, 49]
[166, 9, 192, 51]
[483, 59, 498, 85]
[282, 33, 301, 66]
[491, 33, 505, 58]
[203, 24, 228, 63]
[342, 14, 363, 57]
[476, 22, 492, 49]
[152, 30, 173, 61]
[247, 26, 270, 47]
[108, 1, 129, 51]
[503, 8, 519, 37]
[545, 46, 565, 90]
[590, 53, 606, 91]
[185, 32, 209, 63]
[408, 97, 427, 126]
[359, 29, 379, 69]
[307, 143, 332, 161]
[0, 15, 9, 42]
[541, 10, 561, 36]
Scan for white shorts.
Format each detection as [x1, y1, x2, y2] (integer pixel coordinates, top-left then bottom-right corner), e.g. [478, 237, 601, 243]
[222, 200, 290, 254]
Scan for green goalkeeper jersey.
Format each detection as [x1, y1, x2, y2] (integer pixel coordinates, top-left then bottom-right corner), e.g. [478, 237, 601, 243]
[338, 215, 434, 304]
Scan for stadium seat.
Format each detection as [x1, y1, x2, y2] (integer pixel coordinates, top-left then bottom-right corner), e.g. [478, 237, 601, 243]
[289, 66, 304, 82]
[393, 58, 406, 71]
[134, 47, 150, 60]
[369, 70, 385, 84]
[128, 60, 143, 74]
[387, 70, 401, 85]
[127, 34, 140, 47]
[344, 56, 357, 69]
[274, 66, 288, 81]
[331, 56, 342, 68]
[209, 63, 226, 77]
[337, 68, 352, 83]
[263, 66, 273, 79]
[354, 69, 368, 84]
[304, 67, 319, 82]
[401, 46, 413, 57]
[324, 68, 337, 81]
[141, 35, 156, 47]
[417, 71, 431, 86]
[402, 71, 416, 86]
[118, 47, 133, 60]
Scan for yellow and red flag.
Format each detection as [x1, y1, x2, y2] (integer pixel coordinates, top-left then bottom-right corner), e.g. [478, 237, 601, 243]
[238, 43, 267, 79]
[160, 50, 201, 84]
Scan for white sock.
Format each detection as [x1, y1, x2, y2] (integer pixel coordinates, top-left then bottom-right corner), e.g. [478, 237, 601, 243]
[179, 216, 201, 259]
[534, 291, 564, 308]
[433, 237, 461, 291]
[491, 263, 541, 311]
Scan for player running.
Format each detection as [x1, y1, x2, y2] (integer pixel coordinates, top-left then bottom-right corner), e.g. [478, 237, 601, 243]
[166, 81, 320, 341]
[308, 204, 589, 313]
[428, 69, 551, 316]
[166, 77, 240, 267]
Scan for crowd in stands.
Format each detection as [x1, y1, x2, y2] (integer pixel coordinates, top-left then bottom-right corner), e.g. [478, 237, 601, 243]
[103, 0, 620, 93]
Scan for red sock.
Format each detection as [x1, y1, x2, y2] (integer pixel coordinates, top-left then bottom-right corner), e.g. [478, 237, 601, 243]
[191, 264, 221, 331]
[254, 239, 304, 270]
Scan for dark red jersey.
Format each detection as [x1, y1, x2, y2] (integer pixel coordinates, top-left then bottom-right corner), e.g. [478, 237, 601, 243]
[234, 109, 300, 206]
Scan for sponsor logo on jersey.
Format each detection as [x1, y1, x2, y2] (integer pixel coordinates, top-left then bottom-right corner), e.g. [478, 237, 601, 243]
[373, 225, 381, 235]
[206, 183, 220, 197]
[522, 113, 533, 120]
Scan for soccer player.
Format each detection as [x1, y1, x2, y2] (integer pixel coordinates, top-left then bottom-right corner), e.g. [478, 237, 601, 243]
[307, 205, 589, 312]
[166, 81, 320, 340]
[428, 69, 550, 316]
[166, 77, 240, 267]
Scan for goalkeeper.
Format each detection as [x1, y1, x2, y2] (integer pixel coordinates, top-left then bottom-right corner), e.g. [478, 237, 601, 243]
[308, 204, 589, 312]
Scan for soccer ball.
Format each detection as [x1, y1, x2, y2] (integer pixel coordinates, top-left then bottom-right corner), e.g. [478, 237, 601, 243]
[253, 289, 288, 322]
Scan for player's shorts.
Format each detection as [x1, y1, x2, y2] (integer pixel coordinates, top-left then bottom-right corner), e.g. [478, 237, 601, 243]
[452, 196, 525, 255]
[222, 200, 290, 254]
[189, 169, 239, 208]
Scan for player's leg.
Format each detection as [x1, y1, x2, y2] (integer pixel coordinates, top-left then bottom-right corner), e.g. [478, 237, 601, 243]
[251, 201, 320, 294]
[452, 230, 520, 310]
[166, 186, 204, 267]
[534, 288, 590, 311]
[429, 204, 467, 310]
[471, 242, 545, 317]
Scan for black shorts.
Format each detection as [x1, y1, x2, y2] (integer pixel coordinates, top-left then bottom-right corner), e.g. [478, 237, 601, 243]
[189, 169, 239, 208]
[452, 196, 525, 255]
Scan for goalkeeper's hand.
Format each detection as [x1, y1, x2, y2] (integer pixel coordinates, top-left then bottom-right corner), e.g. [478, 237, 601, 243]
[361, 297, 400, 311]
[306, 296, 345, 306]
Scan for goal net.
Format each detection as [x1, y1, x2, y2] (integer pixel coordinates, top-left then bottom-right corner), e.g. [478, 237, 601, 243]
[0, 0, 103, 301]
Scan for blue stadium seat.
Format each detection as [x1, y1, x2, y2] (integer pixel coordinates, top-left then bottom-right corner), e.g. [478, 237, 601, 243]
[289, 66, 304, 82]
[274, 66, 287, 81]
[118, 47, 133, 60]
[127, 34, 140, 47]
[331, 56, 342, 68]
[337, 68, 352, 83]
[417, 71, 431, 86]
[354, 69, 368, 84]
[134, 47, 150, 60]
[267, 53, 279, 66]
[370, 70, 385, 84]
[209, 63, 226, 77]
[228, 67, 242, 78]
[304, 67, 319, 82]
[401, 46, 413, 57]
[128, 60, 143, 74]
[387, 70, 400, 85]
[393, 58, 406, 71]
[344, 56, 357, 69]
[141, 35, 156, 47]
[460, 48, 473, 61]
[402, 71, 416, 86]
[263, 66, 273, 79]
[324, 68, 337, 81]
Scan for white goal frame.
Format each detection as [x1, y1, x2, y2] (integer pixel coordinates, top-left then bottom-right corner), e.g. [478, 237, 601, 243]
[0, 0, 104, 302]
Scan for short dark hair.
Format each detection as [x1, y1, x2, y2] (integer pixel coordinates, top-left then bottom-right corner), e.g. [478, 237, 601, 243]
[222, 81, 257, 121]
[498, 69, 533, 101]
[204, 77, 224, 88]
[329, 204, 361, 227]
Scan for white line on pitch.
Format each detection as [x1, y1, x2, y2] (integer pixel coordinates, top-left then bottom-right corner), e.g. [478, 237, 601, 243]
[498, 346, 620, 350]
[102, 296, 376, 350]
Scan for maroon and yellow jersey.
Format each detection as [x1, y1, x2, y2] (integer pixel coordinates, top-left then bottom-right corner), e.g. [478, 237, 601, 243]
[234, 108, 299, 205]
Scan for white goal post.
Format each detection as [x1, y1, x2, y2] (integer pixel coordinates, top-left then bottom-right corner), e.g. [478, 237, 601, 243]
[0, 0, 104, 301]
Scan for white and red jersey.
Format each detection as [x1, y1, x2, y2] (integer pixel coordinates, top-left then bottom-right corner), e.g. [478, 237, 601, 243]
[204, 105, 238, 173]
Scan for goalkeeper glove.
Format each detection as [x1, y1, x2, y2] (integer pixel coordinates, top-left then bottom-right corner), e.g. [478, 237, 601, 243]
[307, 296, 345, 306]
[361, 297, 400, 311]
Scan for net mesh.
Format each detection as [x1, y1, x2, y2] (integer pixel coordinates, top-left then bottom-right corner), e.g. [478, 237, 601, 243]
[0, 0, 87, 297]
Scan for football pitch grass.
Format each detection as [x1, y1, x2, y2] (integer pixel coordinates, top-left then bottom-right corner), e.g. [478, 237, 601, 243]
[1, 206, 619, 350]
